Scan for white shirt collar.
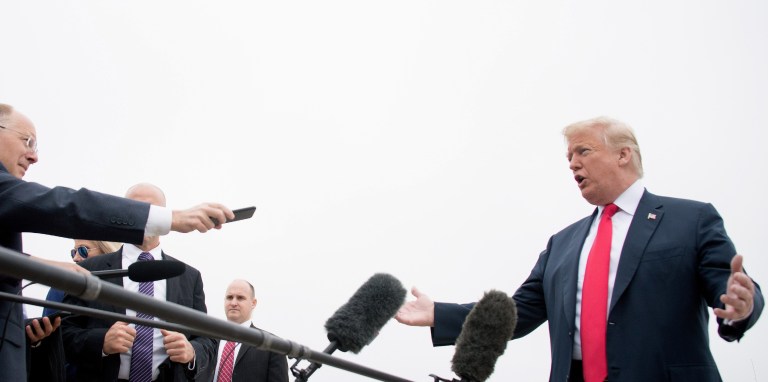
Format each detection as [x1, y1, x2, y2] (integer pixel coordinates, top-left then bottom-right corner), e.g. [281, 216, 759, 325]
[600, 178, 645, 216]
[122, 244, 162, 263]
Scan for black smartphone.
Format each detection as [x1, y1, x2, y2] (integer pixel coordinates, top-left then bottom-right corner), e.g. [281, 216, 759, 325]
[226, 206, 257, 223]
[211, 206, 257, 225]
[25, 311, 70, 326]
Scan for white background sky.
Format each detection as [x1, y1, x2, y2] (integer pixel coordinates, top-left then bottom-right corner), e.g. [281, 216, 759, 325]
[2, 1, 767, 381]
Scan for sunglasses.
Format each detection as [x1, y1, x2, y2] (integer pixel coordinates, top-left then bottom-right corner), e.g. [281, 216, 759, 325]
[70, 245, 93, 259]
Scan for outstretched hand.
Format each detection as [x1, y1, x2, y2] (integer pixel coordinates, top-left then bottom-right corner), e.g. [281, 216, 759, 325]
[714, 254, 756, 322]
[395, 287, 435, 327]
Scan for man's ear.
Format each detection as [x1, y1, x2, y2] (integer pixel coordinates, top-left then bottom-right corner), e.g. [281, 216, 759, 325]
[618, 146, 632, 167]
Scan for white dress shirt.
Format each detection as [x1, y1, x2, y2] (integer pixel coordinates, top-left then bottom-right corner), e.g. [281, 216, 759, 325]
[118, 245, 168, 381]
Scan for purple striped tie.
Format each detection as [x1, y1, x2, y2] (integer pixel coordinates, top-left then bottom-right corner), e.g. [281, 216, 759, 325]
[130, 252, 155, 382]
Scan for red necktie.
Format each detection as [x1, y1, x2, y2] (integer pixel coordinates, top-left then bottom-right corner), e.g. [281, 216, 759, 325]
[581, 203, 619, 382]
[217, 341, 238, 382]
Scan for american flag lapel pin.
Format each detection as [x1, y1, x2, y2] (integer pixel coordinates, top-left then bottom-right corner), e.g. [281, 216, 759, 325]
[647, 213, 657, 220]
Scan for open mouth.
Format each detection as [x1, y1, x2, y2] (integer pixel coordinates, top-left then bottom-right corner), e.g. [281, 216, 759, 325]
[575, 175, 586, 187]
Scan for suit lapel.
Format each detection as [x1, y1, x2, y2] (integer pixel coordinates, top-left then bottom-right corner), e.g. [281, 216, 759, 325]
[234, 344, 250, 367]
[103, 250, 126, 314]
[609, 191, 663, 313]
[563, 214, 595, 331]
[162, 251, 180, 304]
[234, 324, 257, 367]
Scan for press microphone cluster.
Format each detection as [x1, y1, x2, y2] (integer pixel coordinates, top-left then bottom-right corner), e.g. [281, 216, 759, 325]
[1, 246, 413, 382]
[91, 259, 186, 282]
[292, 273, 407, 381]
[431, 290, 517, 382]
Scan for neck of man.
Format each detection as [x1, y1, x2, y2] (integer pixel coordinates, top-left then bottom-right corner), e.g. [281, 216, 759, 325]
[137, 237, 160, 252]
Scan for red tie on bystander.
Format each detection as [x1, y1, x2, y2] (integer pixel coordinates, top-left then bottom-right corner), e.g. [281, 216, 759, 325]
[217, 341, 238, 382]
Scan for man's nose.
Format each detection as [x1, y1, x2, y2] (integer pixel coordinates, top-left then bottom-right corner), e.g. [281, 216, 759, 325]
[569, 156, 580, 170]
[26, 150, 38, 164]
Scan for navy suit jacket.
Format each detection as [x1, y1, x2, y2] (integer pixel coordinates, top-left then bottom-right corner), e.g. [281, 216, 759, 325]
[199, 324, 288, 382]
[432, 190, 764, 382]
[0, 163, 149, 381]
[60, 249, 216, 382]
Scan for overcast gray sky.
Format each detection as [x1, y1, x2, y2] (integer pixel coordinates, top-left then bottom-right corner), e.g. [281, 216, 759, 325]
[2, 1, 767, 380]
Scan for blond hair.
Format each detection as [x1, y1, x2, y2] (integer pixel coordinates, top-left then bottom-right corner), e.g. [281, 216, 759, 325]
[562, 116, 644, 177]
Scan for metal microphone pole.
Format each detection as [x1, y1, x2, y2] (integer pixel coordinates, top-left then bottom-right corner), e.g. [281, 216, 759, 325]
[0, 246, 413, 382]
[0, 292, 208, 336]
[291, 341, 338, 381]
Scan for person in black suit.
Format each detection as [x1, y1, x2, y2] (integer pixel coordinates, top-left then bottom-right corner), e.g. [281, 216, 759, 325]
[199, 279, 288, 382]
[62, 183, 219, 381]
[395, 116, 763, 382]
[0, 103, 234, 381]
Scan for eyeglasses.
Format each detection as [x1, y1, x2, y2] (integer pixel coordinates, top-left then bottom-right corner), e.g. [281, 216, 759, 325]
[70, 245, 93, 259]
[0, 124, 38, 153]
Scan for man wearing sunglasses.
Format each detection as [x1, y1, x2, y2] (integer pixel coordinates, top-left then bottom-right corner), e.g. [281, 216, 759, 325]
[0, 103, 235, 381]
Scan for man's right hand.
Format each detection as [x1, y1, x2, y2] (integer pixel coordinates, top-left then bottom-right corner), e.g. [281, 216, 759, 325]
[171, 203, 234, 233]
[103, 321, 136, 355]
[395, 287, 435, 327]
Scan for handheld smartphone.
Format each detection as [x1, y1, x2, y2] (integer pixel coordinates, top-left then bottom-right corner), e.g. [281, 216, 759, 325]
[25, 311, 70, 326]
[210, 206, 257, 225]
[227, 206, 257, 223]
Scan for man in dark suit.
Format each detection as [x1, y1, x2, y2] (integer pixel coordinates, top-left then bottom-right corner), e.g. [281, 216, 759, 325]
[62, 183, 218, 381]
[0, 103, 234, 381]
[199, 279, 288, 382]
[395, 116, 763, 382]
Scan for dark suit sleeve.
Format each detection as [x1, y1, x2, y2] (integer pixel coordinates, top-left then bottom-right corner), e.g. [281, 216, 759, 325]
[267, 351, 289, 382]
[695, 203, 765, 341]
[59, 258, 122, 378]
[27, 328, 66, 382]
[431, 303, 474, 346]
[0, 171, 149, 245]
[431, 243, 552, 347]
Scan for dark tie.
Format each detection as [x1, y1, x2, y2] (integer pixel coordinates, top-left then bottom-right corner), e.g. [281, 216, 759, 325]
[130, 252, 155, 382]
[581, 203, 619, 382]
[217, 341, 238, 382]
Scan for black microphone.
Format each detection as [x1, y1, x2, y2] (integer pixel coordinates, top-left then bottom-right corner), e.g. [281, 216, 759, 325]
[449, 290, 517, 382]
[90, 260, 186, 282]
[292, 273, 407, 381]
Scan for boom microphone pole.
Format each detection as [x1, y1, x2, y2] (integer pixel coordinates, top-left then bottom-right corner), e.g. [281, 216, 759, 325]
[0, 292, 204, 335]
[292, 273, 406, 381]
[0, 247, 413, 382]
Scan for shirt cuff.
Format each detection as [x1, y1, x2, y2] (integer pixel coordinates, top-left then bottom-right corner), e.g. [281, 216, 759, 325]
[187, 355, 196, 370]
[145, 205, 172, 237]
